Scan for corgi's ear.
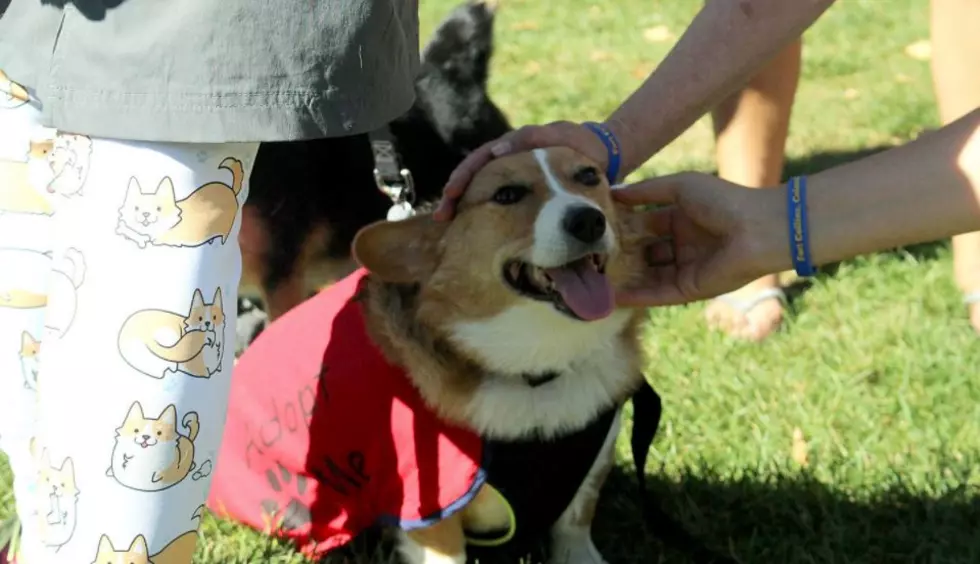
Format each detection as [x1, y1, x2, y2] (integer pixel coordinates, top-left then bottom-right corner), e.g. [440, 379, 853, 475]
[21, 331, 36, 350]
[159, 404, 177, 427]
[155, 177, 176, 201]
[191, 289, 205, 309]
[126, 177, 142, 199]
[124, 401, 145, 424]
[211, 287, 223, 310]
[352, 215, 447, 283]
[96, 534, 115, 555]
[129, 534, 149, 555]
[60, 456, 75, 478]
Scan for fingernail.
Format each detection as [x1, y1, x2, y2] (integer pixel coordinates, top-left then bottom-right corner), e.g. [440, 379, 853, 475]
[611, 183, 626, 190]
[490, 141, 512, 157]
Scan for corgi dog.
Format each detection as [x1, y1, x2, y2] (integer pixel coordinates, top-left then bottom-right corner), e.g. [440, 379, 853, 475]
[91, 532, 198, 564]
[352, 147, 648, 563]
[90, 506, 203, 564]
[118, 288, 225, 379]
[20, 330, 41, 391]
[0, 69, 29, 109]
[43, 247, 86, 340]
[28, 133, 93, 198]
[106, 401, 200, 492]
[0, 247, 51, 309]
[0, 139, 56, 216]
[116, 158, 244, 249]
[35, 449, 80, 551]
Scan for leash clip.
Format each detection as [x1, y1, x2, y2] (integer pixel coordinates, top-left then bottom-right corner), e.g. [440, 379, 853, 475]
[370, 134, 417, 221]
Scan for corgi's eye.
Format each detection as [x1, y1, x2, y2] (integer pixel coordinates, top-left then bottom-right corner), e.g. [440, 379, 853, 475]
[133, 205, 139, 211]
[492, 184, 529, 206]
[133, 427, 139, 433]
[156, 206, 161, 212]
[156, 431, 162, 436]
[198, 316, 203, 322]
[573, 166, 601, 187]
[60, 482, 65, 487]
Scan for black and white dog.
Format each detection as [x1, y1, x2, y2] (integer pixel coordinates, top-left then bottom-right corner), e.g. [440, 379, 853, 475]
[237, 0, 511, 340]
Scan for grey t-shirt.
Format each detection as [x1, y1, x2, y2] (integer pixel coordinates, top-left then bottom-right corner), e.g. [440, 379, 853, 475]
[0, 0, 419, 143]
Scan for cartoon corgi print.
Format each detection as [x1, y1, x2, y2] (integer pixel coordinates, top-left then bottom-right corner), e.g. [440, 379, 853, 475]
[20, 330, 41, 391]
[0, 69, 29, 109]
[43, 247, 86, 340]
[91, 528, 199, 564]
[118, 288, 226, 379]
[106, 401, 206, 492]
[116, 157, 245, 249]
[28, 133, 93, 198]
[0, 247, 50, 309]
[35, 448, 80, 551]
[0, 139, 57, 216]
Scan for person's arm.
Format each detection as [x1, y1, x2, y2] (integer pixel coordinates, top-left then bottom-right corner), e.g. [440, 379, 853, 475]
[760, 106, 980, 271]
[436, 0, 836, 219]
[611, 107, 980, 307]
[608, 0, 836, 176]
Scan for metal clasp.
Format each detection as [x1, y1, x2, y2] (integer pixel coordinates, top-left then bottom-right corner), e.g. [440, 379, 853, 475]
[373, 167, 416, 207]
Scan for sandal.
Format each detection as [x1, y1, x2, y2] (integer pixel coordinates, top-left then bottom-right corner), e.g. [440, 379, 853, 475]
[706, 287, 787, 341]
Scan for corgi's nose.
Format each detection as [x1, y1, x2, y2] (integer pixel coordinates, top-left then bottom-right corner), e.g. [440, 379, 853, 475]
[563, 206, 606, 244]
[142, 211, 150, 218]
[141, 434, 150, 440]
[205, 321, 211, 328]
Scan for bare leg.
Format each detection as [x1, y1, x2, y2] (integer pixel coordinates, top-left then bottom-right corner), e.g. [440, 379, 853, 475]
[930, 0, 980, 333]
[706, 40, 802, 342]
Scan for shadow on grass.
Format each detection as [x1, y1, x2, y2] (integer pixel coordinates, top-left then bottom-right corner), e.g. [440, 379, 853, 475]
[315, 461, 979, 564]
[593, 464, 980, 564]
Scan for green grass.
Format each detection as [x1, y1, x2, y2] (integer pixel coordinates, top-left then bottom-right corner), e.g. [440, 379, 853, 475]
[5, 0, 979, 562]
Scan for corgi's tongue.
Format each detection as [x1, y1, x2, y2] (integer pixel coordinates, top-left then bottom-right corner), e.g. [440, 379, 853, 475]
[544, 258, 614, 321]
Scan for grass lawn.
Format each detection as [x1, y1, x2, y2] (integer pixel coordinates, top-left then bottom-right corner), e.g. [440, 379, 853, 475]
[4, 0, 980, 562]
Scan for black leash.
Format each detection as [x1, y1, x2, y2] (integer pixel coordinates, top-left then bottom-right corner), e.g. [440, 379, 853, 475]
[630, 380, 737, 564]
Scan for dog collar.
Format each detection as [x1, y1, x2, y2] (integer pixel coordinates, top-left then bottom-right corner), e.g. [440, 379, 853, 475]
[521, 371, 560, 388]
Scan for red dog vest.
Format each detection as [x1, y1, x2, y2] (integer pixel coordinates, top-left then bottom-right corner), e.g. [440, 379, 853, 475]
[210, 268, 651, 560]
[208, 270, 487, 558]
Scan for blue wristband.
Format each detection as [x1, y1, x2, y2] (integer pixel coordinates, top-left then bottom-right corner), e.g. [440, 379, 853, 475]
[788, 176, 816, 277]
[582, 121, 621, 184]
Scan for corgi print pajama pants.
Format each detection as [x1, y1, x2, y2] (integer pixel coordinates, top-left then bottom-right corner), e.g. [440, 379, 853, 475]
[0, 73, 256, 563]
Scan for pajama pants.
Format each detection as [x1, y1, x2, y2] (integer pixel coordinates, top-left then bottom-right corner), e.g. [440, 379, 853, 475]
[1, 72, 256, 563]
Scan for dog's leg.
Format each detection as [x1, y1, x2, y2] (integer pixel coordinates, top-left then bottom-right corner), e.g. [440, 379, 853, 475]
[548, 408, 621, 564]
[398, 512, 467, 564]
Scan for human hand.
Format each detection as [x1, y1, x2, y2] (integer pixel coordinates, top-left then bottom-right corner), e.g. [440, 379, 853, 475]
[613, 172, 788, 308]
[433, 120, 633, 220]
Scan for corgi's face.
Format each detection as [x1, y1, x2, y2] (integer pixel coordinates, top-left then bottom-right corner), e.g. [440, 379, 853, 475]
[184, 288, 224, 333]
[92, 535, 150, 564]
[37, 450, 78, 498]
[121, 177, 181, 231]
[354, 147, 644, 326]
[118, 402, 178, 449]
